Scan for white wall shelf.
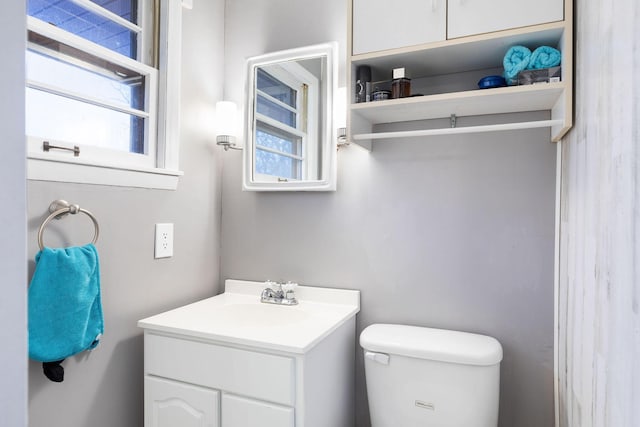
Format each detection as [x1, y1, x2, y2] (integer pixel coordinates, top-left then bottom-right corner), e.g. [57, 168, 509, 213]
[351, 22, 565, 79]
[347, 0, 573, 150]
[350, 82, 568, 147]
[352, 82, 565, 123]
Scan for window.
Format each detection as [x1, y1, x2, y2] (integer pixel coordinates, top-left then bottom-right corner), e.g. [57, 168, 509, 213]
[25, 0, 187, 189]
[253, 62, 319, 182]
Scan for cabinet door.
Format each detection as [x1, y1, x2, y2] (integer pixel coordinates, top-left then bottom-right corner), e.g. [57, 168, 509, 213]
[448, 0, 564, 39]
[145, 376, 220, 427]
[352, 0, 446, 55]
[222, 393, 294, 427]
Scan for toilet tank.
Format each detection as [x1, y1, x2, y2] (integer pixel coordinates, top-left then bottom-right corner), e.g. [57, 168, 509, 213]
[360, 324, 503, 427]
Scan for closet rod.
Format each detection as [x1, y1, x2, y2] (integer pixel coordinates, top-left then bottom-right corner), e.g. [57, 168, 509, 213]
[352, 119, 564, 140]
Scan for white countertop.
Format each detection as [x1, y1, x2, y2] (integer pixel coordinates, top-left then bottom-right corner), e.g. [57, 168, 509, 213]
[138, 279, 360, 354]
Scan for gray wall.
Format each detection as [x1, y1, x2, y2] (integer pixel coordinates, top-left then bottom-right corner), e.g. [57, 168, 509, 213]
[26, 1, 225, 426]
[221, 1, 557, 426]
[558, 0, 640, 425]
[1, 1, 27, 425]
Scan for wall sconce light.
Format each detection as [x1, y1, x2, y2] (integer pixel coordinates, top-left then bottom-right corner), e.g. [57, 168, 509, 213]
[215, 101, 241, 151]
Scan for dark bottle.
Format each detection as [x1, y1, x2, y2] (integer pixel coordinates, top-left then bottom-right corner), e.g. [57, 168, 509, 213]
[355, 65, 372, 103]
[391, 67, 411, 99]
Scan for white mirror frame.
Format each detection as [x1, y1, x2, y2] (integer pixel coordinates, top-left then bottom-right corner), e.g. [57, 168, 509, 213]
[243, 42, 338, 192]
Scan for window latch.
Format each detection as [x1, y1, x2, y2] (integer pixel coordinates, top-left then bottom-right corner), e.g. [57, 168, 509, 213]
[43, 141, 80, 157]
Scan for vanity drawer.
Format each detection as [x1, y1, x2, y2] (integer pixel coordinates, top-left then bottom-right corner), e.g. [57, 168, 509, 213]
[145, 333, 295, 406]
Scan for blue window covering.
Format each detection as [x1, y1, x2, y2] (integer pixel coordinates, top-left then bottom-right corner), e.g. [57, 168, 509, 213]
[28, 0, 137, 58]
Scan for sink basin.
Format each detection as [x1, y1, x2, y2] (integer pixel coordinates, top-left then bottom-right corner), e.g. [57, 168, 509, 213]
[138, 279, 360, 353]
[212, 303, 310, 326]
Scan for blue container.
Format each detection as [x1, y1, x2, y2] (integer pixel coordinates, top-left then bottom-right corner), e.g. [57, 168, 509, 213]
[477, 75, 507, 89]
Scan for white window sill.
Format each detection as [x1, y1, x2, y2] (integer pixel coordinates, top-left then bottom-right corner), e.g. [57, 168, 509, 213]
[28, 155, 183, 190]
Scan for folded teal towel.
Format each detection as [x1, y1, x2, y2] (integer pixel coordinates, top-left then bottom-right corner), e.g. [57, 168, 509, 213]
[503, 45, 532, 84]
[529, 46, 561, 70]
[28, 244, 103, 363]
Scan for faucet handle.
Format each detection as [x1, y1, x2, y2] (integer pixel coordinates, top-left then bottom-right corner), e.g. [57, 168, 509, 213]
[282, 281, 298, 294]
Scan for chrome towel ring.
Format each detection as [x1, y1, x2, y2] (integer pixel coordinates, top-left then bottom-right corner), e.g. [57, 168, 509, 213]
[38, 200, 100, 250]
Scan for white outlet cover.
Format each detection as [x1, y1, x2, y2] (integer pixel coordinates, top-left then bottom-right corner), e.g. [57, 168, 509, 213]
[155, 223, 174, 259]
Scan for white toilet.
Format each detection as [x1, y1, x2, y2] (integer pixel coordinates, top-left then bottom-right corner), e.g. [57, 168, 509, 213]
[360, 324, 503, 427]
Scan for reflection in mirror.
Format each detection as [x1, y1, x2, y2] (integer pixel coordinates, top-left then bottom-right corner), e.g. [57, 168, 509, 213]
[244, 43, 338, 191]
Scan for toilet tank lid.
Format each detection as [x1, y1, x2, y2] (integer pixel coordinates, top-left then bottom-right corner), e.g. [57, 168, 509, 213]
[360, 324, 503, 366]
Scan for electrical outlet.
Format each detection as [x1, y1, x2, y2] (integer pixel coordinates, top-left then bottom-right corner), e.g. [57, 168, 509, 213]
[154, 223, 174, 259]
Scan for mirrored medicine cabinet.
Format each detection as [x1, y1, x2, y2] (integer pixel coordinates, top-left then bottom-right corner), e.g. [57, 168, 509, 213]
[243, 42, 338, 191]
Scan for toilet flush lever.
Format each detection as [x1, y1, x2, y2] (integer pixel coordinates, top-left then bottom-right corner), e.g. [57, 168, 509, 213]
[364, 351, 390, 365]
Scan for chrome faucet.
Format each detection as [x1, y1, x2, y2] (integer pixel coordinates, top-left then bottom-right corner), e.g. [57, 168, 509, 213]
[261, 281, 298, 305]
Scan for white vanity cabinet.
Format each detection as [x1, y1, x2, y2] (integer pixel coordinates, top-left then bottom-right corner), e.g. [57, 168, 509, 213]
[139, 280, 360, 427]
[352, 0, 446, 55]
[447, 0, 564, 39]
[143, 333, 298, 427]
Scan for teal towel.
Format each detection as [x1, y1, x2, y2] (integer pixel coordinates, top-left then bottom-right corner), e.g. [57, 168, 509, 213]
[529, 46, 561, 70]
[503, 45, 531, 84]
[28, 244, 103, 363]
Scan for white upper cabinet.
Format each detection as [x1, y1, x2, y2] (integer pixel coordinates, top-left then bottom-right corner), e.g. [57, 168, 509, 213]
[352, 0, 446, 55]
[347, 0, 573, 147]
[447, 0, 564, 39]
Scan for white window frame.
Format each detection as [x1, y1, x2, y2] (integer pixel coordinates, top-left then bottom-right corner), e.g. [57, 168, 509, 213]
[253, 62, 319, 183]
[26, 0, 190, 190]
